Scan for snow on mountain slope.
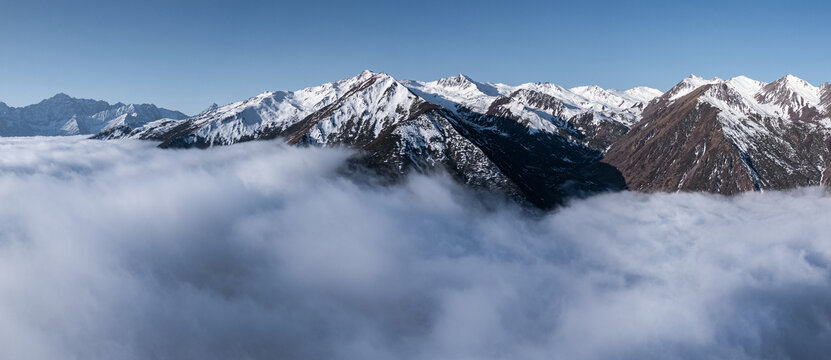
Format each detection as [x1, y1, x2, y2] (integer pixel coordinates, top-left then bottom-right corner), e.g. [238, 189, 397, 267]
[624, 86, 665, 103]
[0, 93, 187, 136]
[569, 85, 651, 112]
[84, 70, 831, 199]
[103, 71, 521, 192]
[701, 75, 829, 130]
[646, 74, 830, 151]
[665, 75, 723, 101]
[102, 71, 661, 151]
[111, 70, 385, 146]
[282, 72, 429, 147]
[404, 75, 661, 152]
[755, 74, 824, 120]
[402, 74, 504, 114]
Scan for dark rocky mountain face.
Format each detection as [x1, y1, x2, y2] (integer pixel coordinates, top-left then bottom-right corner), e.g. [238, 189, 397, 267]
[355, 107, 523, 198]
[450, 108, 625, 207]
[567, 112, 630, 151]
[604, 86, 758, 193]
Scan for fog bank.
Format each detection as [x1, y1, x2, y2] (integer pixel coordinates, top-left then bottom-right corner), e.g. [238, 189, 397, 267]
[1, 137, 830, 359]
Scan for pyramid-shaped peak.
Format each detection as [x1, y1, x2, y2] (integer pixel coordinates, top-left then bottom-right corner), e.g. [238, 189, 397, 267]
[756, 74, 822, 108]
[436, 73, 477, 87]
[767, 74, 820, 95]
[356, 69, 392, 79]
[777, 74, 815, 87]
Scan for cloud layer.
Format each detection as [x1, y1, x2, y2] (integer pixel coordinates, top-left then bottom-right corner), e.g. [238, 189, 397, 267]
[1, 136, 830, 359]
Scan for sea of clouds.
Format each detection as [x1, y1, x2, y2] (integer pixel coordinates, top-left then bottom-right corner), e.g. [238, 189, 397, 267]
[0, 136, 830, 359]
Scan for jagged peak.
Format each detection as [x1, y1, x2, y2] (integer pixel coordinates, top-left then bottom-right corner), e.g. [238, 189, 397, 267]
[684, 74, 723, 82]
[681, 74, 722, 84]
[666, 75, 722, 100]
[757, 74, 821, 107]
[435, 73, 476, 88]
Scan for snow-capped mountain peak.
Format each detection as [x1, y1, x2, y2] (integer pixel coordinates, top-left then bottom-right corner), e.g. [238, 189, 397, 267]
[435, 74, 477, 88]
[118, 70, 428, 147]
[756, 74, 822, 110]
[569, 84, 660, 109]
[404, 75, 663, 132]
[666, 75, 723, 100]
[404, 75, 500, 113]
[723, 76, 768, 99]
[685, 73, 831, 127]
[623, 87, 664, 103]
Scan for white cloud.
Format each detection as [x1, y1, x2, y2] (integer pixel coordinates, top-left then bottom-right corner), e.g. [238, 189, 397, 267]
[0, 136, 830, 359]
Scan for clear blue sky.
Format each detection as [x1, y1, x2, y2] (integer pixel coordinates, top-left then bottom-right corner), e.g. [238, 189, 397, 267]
[1, 0, 829, 114]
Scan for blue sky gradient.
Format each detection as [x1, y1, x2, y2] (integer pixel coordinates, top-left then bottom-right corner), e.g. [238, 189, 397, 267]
[1, 0, 829, 114]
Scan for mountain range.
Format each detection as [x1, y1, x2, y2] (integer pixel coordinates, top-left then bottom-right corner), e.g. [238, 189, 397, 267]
[0, 93, 187, 136]
[4, 71, 829, 208]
